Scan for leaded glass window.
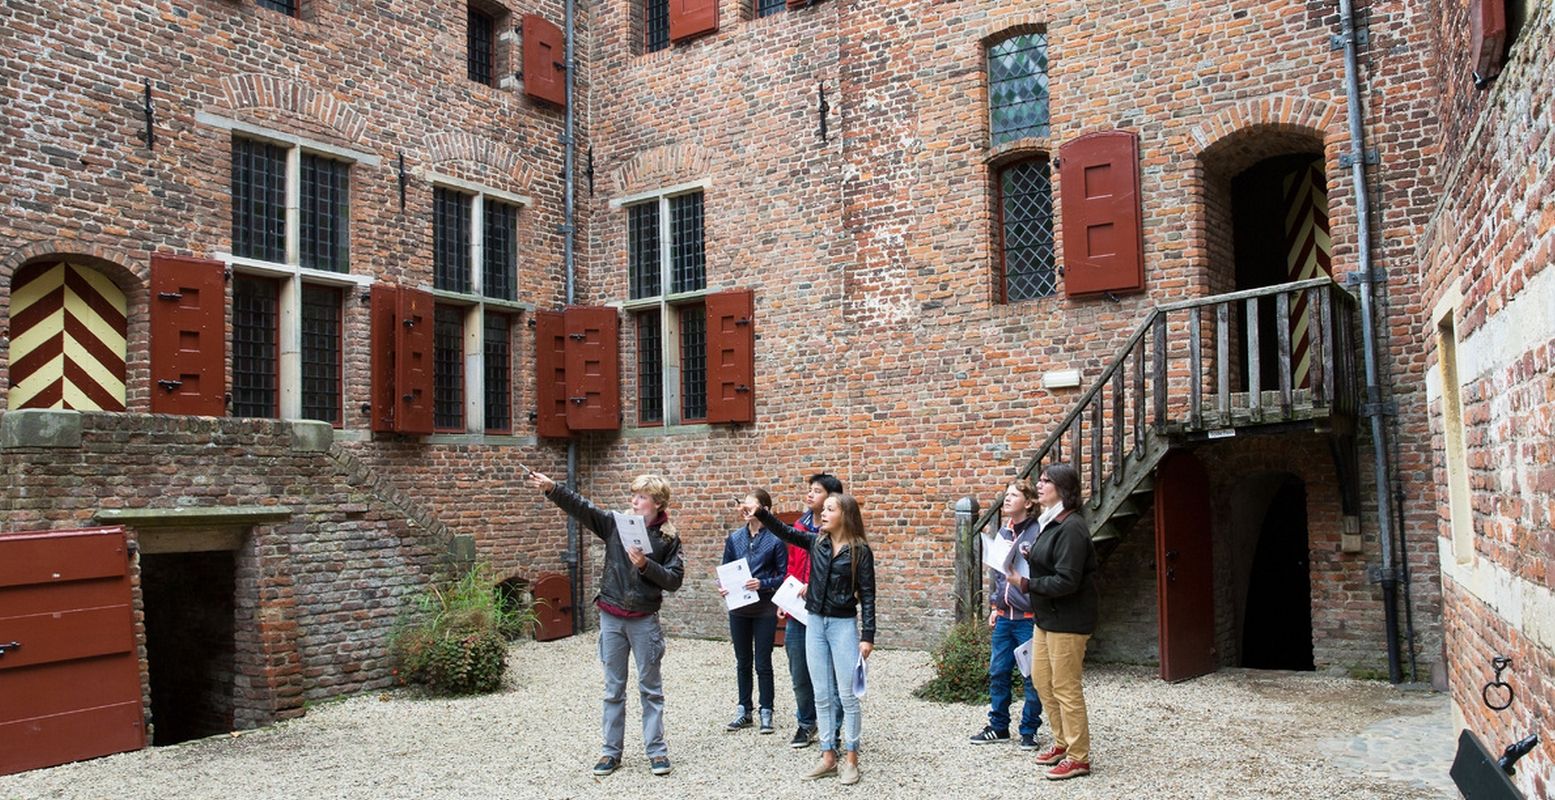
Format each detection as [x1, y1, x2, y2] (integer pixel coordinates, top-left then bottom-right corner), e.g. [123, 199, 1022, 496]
[433, 305, 465, 431]
[989, 33, 1050, 146]
[231, 276, 279, 417]
[670, 192, 705, 294]
[757, 0, 785, 17]
[257, 0, 297, 15]
[483, 200, 518, 300]
[679, 305, 707, 422]
[232, 138, 287, 263]
[629, 202, 661, 300]
[645, 0, 670, 53]
[637, 312, 663, 424]
[300, 154, 350, 273]
[468, 5, 495, 85]
[483, 313, 512, 433]
[434, 188, 472, 293]
[999, 157, 1057, 302]
[300, 284, 341, 424]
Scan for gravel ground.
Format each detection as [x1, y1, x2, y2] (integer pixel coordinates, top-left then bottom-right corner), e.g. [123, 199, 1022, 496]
[1, 633, 1447, 800]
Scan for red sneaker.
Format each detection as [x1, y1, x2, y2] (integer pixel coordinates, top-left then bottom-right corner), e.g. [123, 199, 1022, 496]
[1044, 758, 1091, 780]
[1033, 745, 1067, 766]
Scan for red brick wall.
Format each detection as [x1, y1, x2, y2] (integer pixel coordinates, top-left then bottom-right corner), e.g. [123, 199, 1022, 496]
[1417, 1, 1554, 794]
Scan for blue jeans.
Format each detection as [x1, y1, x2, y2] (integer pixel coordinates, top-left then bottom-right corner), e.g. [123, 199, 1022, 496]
[988, 616, 1042, 736]
[806, 614, 862, 753]
[730, 612, 777, 712]
[786, 617, 840, 731]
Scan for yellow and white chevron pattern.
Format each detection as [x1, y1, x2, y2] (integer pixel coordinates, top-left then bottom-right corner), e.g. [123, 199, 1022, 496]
[8, 261, 127, 411]
[1283, 159, 1332, 390]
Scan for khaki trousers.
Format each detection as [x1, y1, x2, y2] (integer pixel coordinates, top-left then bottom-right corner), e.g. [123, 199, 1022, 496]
[1030, 626, 1090, 763]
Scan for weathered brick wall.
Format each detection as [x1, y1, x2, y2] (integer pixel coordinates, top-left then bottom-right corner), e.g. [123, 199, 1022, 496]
[0, 411, 446, 729]
[1417, 1, 1554, 794]
[0, 0, 587, 632]
[581, 0, 1445, 663]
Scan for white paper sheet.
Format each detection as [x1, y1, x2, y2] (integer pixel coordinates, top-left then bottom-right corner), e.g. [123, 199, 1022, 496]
[982, 532, 1015, 575]
[1013, 638, 1033, 678]
[612, 511, 652, 554]
[772, 575, 810, 625]
[852, 653, 869, 698]
[717, 558, 759, 610]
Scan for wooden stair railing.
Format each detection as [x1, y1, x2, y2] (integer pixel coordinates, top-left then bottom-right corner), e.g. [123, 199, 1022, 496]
[966, 278, 1359, 580]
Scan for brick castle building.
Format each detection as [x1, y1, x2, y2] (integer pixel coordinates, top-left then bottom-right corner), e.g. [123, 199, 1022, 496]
[0, 0, 1548, 791]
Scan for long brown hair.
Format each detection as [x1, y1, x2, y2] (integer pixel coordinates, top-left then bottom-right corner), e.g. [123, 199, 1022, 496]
[825, 492, 869, 593]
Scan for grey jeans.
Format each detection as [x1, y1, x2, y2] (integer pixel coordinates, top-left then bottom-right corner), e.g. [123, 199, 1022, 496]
[597, 610, 668, 758]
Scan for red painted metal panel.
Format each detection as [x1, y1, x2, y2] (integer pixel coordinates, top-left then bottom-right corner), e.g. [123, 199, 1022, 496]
[522, 15, 566, 107]
[669, 0, 718, 42]
[0, 527, 130, 588]
[1154, 451, 1216, 682]
[531, 573, 573, 641]
[0, 703, 145, 776]
[0, 607, 137, 670]
[149, 254, 227, 415]
[562, 306, 620, 431]
[0, 656, 143, 724]
[370, 283, 399, 433]
[396, 287, 435, 435]
[1058, 130, 1145, 297]
[534, 310, 571, 438]
[0, 526, 144, 775]
[1470, 0, 1508, 82]
[705, 290, 755, 424]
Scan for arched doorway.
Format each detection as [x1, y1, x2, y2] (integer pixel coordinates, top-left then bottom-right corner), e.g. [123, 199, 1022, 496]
[7, 258, 128, 411]
[1229, 153, 1331, 392]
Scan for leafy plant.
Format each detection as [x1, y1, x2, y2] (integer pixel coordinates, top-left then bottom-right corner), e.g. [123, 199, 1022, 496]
[390, 564, 536, 696]
[913, 619, 1019, 705]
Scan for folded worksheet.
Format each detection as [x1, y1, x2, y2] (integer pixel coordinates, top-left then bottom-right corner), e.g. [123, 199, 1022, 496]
[612, 511, 652, 554]
[773, 575, 810, 625]
[717, 558, 759, 610]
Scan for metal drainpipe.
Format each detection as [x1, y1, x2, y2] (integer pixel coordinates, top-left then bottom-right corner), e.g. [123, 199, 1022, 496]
[1337, 0, 1404, 684]
[563, 0, 581, 635]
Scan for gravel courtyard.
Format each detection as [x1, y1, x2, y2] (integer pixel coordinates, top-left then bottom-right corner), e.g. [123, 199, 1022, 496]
[1, 633, 1451, 800]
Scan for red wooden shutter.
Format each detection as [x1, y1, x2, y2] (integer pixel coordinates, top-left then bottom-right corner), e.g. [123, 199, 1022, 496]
[669, 0, 718, 42]
[1058, 130, 1145, 296]
[395, 288, 435, 435]
[148, 255, 226, 416]
[705, 289, 755, 424]
[1470, 0, 1508, 82]
[522, 15, 566, 107]
[369, 284, 399, 432]
[787, 0, 808, 8]
[534, 310, 571, 438]
[562, 306, 620, 431]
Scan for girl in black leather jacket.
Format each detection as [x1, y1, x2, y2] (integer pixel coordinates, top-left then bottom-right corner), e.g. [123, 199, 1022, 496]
[755, 492, 875, 786]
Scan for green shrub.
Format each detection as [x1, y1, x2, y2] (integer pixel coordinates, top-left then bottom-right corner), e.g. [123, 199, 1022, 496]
[914, 619, 1000, 704]
[390, 564, 535, 696]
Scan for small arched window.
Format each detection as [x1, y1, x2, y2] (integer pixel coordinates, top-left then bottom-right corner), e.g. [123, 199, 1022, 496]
[988, 32, 1050, 146]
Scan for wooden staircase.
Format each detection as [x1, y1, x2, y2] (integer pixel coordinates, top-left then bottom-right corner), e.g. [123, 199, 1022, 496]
[968, 277, 1361, 568]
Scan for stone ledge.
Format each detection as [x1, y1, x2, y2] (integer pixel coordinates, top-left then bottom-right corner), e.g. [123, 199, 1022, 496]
[0, 409, 82, 449]
[95, 506, 295, 527]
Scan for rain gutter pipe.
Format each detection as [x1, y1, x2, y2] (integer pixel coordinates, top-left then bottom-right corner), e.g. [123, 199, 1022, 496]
[1337, 0, 1405, 684]
[563, 0, 580, 634]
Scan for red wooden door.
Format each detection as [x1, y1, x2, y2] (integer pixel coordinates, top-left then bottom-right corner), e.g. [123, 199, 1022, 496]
[531, 572, 573, 641]
[1154, 450, 1216, 682]
[0, 526, 144, 776]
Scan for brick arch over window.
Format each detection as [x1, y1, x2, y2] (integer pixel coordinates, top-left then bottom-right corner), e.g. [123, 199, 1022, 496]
[1, 244, 145, 413]
[973, 16, 1046, 46]
[609, 142, 715, 197]
[218, 74, 369, 144]
[421, 132, 536, 193]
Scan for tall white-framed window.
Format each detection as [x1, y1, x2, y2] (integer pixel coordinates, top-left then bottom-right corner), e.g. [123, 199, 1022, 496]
[618, 185, 708, 427]
[427, 174, 531, 434]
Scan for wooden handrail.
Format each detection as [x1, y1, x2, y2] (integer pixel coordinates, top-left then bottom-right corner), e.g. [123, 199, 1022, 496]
[969, 277, 1359, 538]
